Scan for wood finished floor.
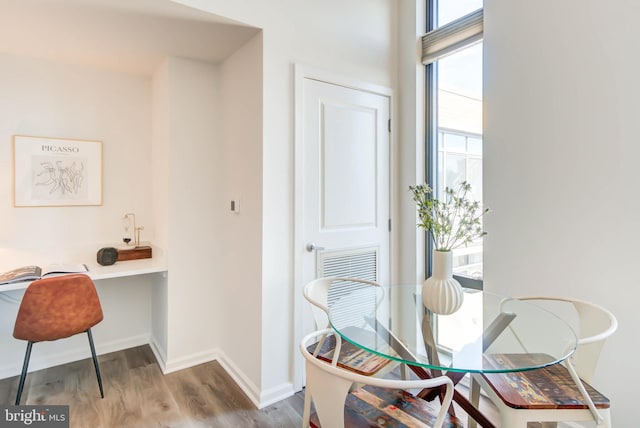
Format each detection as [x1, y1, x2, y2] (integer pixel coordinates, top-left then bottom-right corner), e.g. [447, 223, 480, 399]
[0, 345, 499, 427]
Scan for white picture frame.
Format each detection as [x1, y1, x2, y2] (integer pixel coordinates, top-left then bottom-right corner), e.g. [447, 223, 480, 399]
[13, 135, 103, 207]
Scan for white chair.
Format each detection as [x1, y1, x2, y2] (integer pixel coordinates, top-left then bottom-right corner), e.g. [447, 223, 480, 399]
[301, 329, 461, 428]
[303, 277, 392, 373]
[471, 296, 617, 427]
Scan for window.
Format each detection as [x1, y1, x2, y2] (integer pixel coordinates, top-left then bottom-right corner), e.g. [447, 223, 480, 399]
[438, 0, 482, 26]
[423, 2, 484, 288]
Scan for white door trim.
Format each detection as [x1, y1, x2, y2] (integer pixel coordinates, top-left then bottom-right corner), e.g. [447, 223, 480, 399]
[292, 63, 393, 391]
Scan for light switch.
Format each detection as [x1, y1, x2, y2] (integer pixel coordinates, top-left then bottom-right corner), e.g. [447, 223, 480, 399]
[230, 199, 240, 213]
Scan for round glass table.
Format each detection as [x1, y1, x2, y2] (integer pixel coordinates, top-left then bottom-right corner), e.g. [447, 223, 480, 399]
[327, 283, 578, 427]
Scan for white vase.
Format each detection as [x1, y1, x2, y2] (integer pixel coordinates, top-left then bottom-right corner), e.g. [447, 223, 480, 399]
[422, 250, 464, 315]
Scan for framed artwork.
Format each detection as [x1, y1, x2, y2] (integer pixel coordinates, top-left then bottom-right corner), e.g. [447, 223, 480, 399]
[13, 135, 103, 207]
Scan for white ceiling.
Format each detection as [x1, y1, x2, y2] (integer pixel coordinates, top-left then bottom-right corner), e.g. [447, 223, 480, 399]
[0, 0, 260, 75]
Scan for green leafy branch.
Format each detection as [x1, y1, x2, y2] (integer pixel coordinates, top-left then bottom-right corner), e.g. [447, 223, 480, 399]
[409, 181, 489, 251]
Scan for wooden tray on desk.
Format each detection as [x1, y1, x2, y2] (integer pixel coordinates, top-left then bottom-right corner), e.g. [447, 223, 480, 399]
[117, 246, 152, 261]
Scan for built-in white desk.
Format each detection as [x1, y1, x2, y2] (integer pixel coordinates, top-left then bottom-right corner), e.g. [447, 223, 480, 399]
[0, 245, 168, 293]
[0, 257, 167, 293]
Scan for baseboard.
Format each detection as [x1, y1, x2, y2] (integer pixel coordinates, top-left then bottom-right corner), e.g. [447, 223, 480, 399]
[213, 349, 294, 409]
[159, 346, 295, 410]
[257, 382, 296, 409]
[161, 348, 218, 374]
[0, 334, 149, 380]
[148, 336, 167, 372]
[153, 345, 268, 408]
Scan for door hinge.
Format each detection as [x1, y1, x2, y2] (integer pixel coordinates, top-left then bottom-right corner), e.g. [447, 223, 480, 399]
[388, 218, 392, 232]
[388, 118, 391, 133]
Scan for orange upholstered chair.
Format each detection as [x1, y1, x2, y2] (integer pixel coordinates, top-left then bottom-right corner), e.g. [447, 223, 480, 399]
[13, 274, 105, 405]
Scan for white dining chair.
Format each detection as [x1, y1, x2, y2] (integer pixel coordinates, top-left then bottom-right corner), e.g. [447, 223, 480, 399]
[303, 277, 393, 373]
[303, 277, 411, 424]
[470, 296, 617, 428]
[301, 328, 462, 428]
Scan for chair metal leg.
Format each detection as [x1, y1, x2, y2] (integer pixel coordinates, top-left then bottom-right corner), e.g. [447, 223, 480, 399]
[15, 341, 33, 405]
[86, 329, 104, 398]
[302, 387, 311, 428]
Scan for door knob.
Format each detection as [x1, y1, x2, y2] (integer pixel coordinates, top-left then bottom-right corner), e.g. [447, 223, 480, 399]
[306, 243, 325, 252]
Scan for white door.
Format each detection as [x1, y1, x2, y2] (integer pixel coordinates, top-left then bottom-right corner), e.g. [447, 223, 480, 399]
[294, 69, 391, 389]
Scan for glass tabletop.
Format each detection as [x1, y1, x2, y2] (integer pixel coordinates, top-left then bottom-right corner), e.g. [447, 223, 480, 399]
[327, 283, 578, 373]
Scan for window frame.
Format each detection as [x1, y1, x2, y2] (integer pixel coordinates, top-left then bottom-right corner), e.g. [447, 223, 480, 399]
[424, 2, 484, 290]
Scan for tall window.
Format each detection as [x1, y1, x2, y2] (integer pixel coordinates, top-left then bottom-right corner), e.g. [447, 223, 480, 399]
[424, 1, 484, 287]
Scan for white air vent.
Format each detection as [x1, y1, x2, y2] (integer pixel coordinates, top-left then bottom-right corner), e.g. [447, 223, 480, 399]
[320, 246, 377, 277]
[318, 247, 379, 328]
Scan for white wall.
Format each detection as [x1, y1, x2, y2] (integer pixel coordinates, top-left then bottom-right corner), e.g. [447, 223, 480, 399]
[162, 57, 224, 367]
[150, 60, 171, 364]
[0, 53, 155, 376]
[0, 54, 154, 248]
[218, 33, 264, 399]
[484, 1, 638, 424]
[396, 0, 427, 286]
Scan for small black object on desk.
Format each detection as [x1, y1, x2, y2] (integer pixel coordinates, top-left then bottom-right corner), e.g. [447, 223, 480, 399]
[97, 247, 118, 266]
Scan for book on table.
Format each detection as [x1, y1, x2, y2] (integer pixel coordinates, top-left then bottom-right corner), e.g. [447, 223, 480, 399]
[0, 263, 89, 285]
